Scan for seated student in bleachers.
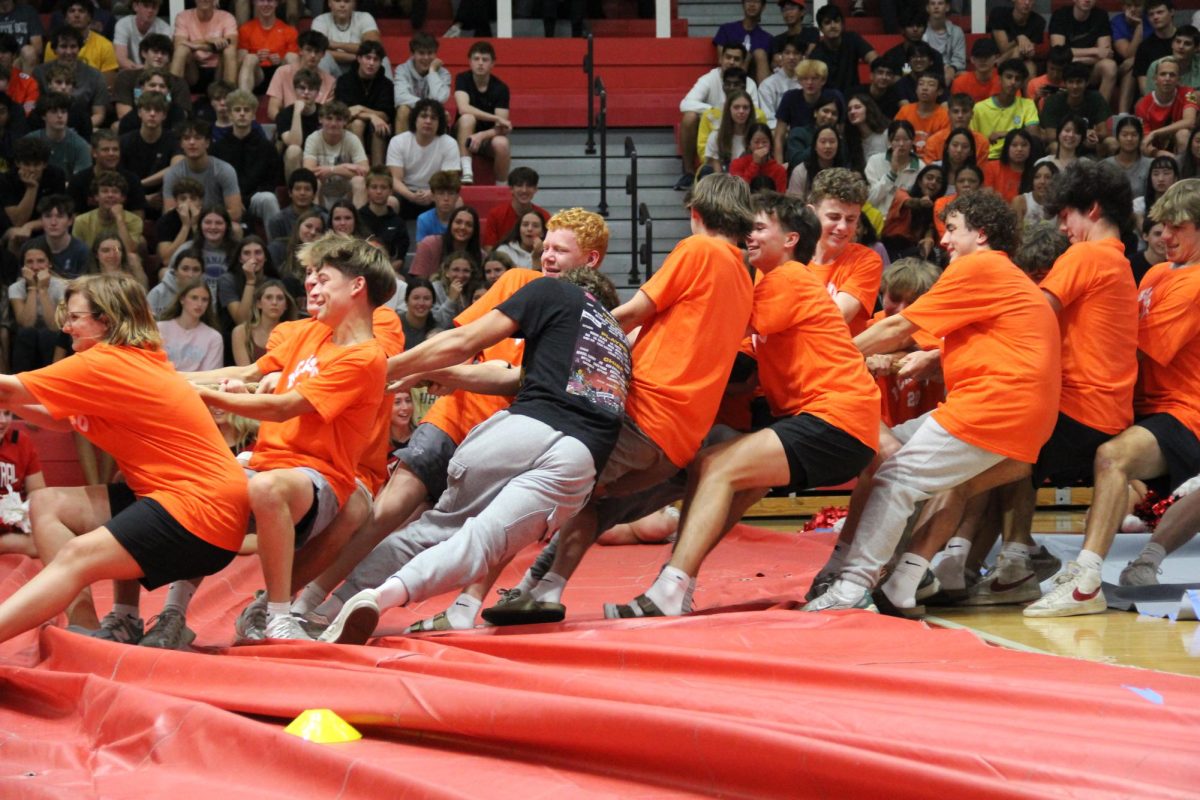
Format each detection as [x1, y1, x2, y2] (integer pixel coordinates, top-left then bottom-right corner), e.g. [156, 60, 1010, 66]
[358, 166, 407, 274]
[933, 160, 981, 240]
[70, 173, 142, 259]
[879, 10, 946, 81]
[168, 205, 240, 293]
[677, 43, 761, 191]
[842, 93, 888, 173]
[1137, 57, 1198, 156]
[29, 62, 93, 142]
[923, 96, 988, 172]
[170, 0, 237, 89]
[785, 122, 844, 199]
[265, 29, 334, 122]
[698, 85, 768, 174]
[0, 139, 66, 231]
[326, 197, 365, 237]
[893, 42, 944, 106]
[1147, 25, 1200, 95]
[730, 122, 786, 193]
[453, 41, 511, 185]
[1025, 45, 1069, 113]
[774, 58, 842, 163]
[231, 278, 298, 366]
[163, 119, 244, 224]
[1128, 215, 1167, 286]
[772, 0, 818, 63]
[924, 0, 964, 85]
[335, 40, 393, 167]
[1049, 0, 1118, 109]
[211, 89, 282, 228]
[951, 37, 1000, 105]
[312, 0, 383, 79]
[157, 278, 224, 371]
[853, 59, 905, 119]
[1133, 154, 1180, 219]
[396, 276, 440, 349]
[881, 163, 946, 261]
[33, 27, 106, 130]
[0, 33, 36, 117]
[0, 0, 43, 72]
[270, 208, 323, 295]
[1102, 115, 1153, 199]
[7, 194, 90, 279]
[89, 233, 146, 288]
[114, 34, 192, 122]
[429, 250, 480, 328]
[386, 98, 460, 220]
[393, 33, 451, 134]
[0, 408, 47, 559]
[1181, 129, 1200, 180]
[266, 167, 319, 243]
[235, 0, 297, 94]
[985, 128, 1037, 203]
[24, 92, 90, 180]
[987, 0, 1044, 82]
[971, 59, 1040, 160]
[758, 34, 804, 131]
[275, 68, 321, 180]
[895, 70, 949, 160]
[415, 169, 461, 242]
[219, 234, 282, 327]
[154, 177, 203, 267]
[1013, 160, 1057, 228]
[482, 248, 512, 286]
[45, 1, 117, 82]
[68, 130, 146, 217]
[809, 3, 877, 97]
[1130, 0, 1177, 102]
[147, 251, 202, 317]
[494, 209, 545, 269]
[410, 204, 482, 278]
[1039, 63, 1110, 155]
[713, 0, 772, 85]
[481, 166, 548, 248]
[118, 92, 180, 214]
[114, 0, 170, 71]
[115, 67, 183, 135]
[807, 168, 884, 336]
[1039, 116, 1086, 171]
[865, 120, 923, 224]
[9, 242, 66, 371]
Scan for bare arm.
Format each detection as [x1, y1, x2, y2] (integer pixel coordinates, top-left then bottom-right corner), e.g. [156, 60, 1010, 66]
[184, 362, 263, 385]
[612, 290, 657, 334]
[454, 89, 504, 126]
[831, 292, 863, 325]
[386, 309, 520, 382]
[408, 360, 522, 396]
[12, 404, 73, 432]
[198, 386, 314, 422]
[853, 313, 919, 356]
[0, 375, 38, 408]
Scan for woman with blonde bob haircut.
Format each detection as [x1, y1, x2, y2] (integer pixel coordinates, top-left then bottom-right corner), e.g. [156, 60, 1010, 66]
[0, 273, 252, 645]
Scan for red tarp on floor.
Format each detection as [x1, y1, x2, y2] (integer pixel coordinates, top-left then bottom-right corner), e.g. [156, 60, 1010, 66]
[2, 526, 1199, 799]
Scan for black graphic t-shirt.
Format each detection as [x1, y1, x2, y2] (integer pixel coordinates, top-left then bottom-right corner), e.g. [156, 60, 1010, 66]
[497, 278, 631, 470]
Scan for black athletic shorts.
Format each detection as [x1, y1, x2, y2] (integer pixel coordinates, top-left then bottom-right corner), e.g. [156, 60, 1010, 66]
[1032, 412, 1113, 486]
[769, 413, 876, 491]
[1136, 413, 1200, 495]
[106, 484, 237, 590]
[393, 422, 456, 502]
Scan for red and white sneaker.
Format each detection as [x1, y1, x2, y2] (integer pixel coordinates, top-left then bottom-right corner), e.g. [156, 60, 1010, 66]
[1023, 564, 1106, 618]
[960, 554, 1041, 606]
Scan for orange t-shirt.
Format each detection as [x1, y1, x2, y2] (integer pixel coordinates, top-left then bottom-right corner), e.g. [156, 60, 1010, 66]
[6, 67, 38, 108]
[239, 18, 299, 66]
[19, 345, 250, 552]
[807, 243, 884, 336]
[901, 249, 1061, 462]
[923, 127, 990, 168]
[868, 310, 944, 427]
[751, 262, 880, 450]
[252, 320, 387, 505]
[1038, 238, 1138, 434]
[626, 235, 753, 467]
[951, 70, 1001, 104]
[932, 194, 952, 240]
[895, 103, 950, 160]
[984, 160, 1024, 203]
[1135, 263, 1200, 439]
[419, 268, 540, 444]
[357, 308, 408, 494]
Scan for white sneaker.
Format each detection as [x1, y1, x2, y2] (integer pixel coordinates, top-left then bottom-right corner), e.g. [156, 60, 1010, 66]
[234, 591, 268, 642]
[444, 22, 462, 37]
[265, 614, 313, 641]
[319, 589, 381, 645]
[1023, 564, 1106, 618]
[1118, 557, 1161, 587]
[460, 165, 474, 185]
[960, 554, 1041, 606]
[801, 580, 878, 613]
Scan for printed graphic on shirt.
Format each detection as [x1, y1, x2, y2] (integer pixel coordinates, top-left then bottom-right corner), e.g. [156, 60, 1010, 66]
[566, 295, 630, 417]
[1139, 285, 1153, 319]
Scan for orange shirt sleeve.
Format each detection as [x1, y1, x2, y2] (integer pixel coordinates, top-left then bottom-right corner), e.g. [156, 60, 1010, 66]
[834, 245, 884, 334]
[1139, 265, 1200, 368]
[456, 268, 541, 327]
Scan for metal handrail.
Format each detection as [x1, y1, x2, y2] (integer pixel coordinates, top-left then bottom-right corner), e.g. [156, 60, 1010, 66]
[583, 34, 596, 155]
[624, 136, 639, 284]
[596, 77, 608, 217]
[638, 202, 654, 280]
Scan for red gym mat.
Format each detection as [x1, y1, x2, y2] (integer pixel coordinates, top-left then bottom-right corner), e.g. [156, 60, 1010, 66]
[2, 526, 1199, 798]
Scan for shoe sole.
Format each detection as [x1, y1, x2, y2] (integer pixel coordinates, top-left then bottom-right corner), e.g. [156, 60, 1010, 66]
[1023, 597, 1107, 618]
[872, 590, 925, 619]
[481, 602, 566, 626]
[323, 602, 380, 645]
[958, 587, 1042, 606]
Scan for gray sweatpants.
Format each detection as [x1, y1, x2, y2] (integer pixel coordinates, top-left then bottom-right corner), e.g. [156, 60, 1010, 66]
[841, 412, 1005, 590]
[338, 411, 597, 603]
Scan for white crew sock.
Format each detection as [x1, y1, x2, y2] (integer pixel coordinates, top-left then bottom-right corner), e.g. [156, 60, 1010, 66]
[530, 571, 567, 604]
[460, 155, 473, 176]
[643, 565, 693, 615]
[291, 582, 328, 616]
[377, 575, 410, 609]
[883, 553, 929, 609]
[1075, 549, 1105, 589]
[445, 593, 482, 628]
[1137, 542, 1167, 568]
[266, 601, 292, 625]
[999, 541, 1032, 562]
[162, 580, 198, 614]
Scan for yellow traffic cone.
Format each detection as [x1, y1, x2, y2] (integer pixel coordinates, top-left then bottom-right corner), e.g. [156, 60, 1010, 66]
[284, 709, 362, 743]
